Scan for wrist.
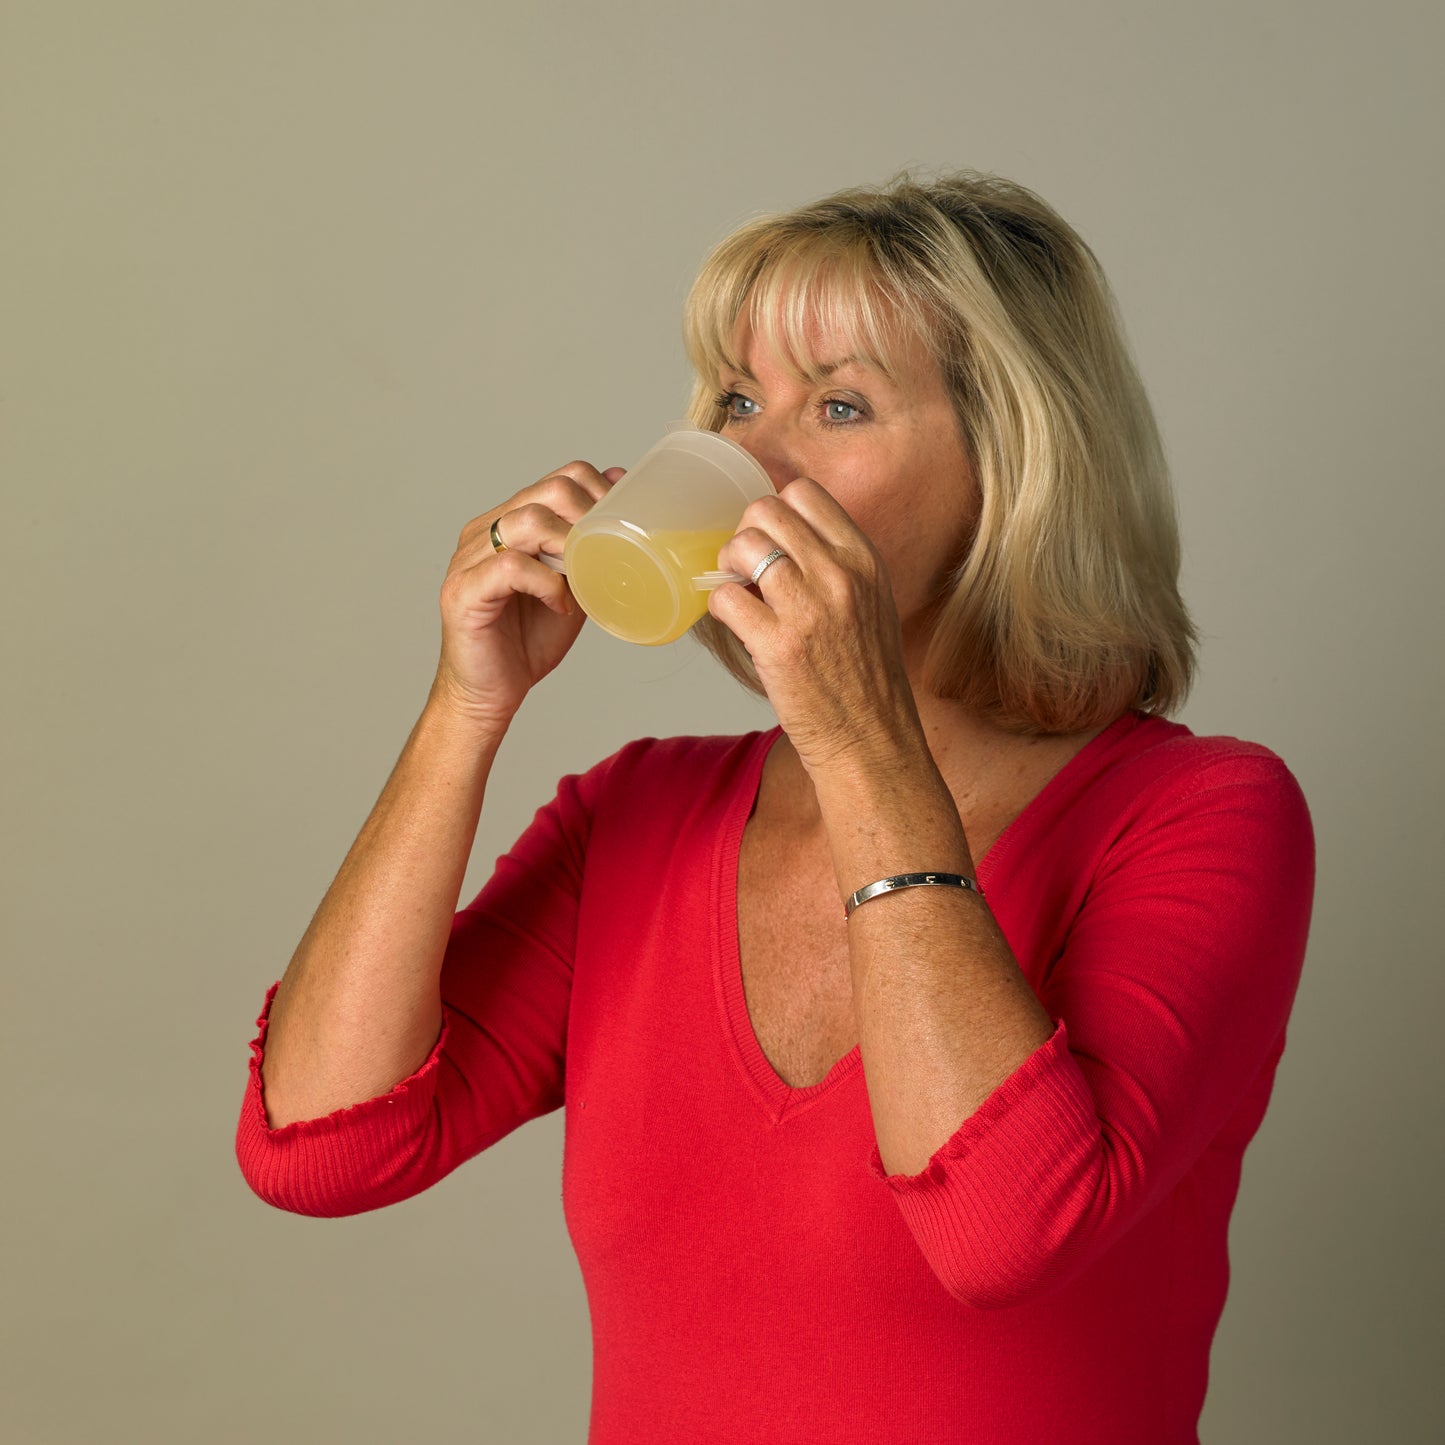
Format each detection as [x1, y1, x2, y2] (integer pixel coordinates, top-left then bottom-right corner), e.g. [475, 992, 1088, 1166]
[808, 716, 940, 806]
[809, 739, 975, 901]
[420, 687, 512, 756]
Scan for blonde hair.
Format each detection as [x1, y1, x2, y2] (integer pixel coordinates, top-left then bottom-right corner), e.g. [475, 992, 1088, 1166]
[681, 170, 1197, 735]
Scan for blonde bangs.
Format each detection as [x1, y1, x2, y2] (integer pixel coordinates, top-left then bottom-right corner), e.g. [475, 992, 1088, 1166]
[683, 225, 928, 425]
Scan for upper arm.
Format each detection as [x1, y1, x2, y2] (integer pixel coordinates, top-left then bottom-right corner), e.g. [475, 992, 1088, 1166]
[1041, 753, 1316, 1223]
[430, 750, 619, 1155]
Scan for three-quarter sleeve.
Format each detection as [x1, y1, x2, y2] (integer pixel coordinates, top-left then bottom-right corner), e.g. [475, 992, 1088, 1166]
[867, 749, 1316, 1309]
[235, 740, 630, 1217]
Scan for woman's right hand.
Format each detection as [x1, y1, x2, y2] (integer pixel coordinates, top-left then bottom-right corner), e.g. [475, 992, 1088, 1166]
[429, 461, 623, 730]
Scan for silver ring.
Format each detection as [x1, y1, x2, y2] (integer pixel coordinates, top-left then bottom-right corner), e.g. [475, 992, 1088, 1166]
[749, 548, 787, 585]
[490, 517, 509, 554]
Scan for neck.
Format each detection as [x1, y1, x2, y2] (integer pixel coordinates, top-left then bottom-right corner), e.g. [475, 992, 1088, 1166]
[895, 612, 1030, 809]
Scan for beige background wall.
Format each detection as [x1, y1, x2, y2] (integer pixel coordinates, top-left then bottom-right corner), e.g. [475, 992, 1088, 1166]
[3, 2, 1440, 1441]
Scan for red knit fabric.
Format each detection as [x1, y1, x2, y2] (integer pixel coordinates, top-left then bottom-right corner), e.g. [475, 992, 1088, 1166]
[236, 711, 1314, 1443]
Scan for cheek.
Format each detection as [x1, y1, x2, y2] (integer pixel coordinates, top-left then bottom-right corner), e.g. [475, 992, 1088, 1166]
[861, 475, 974, 589]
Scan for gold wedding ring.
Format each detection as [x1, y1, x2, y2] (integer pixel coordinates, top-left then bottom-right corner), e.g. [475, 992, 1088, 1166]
[490, 517, 509, 554]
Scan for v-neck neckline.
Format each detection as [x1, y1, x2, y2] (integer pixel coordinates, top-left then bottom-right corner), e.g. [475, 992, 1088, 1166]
[971, 709, 1142, 885]
[714, 728, 859, 1122]
[712, 714, 1140, 1121]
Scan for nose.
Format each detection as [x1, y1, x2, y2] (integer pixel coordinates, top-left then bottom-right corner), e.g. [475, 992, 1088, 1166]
[733, 417, 802, 493]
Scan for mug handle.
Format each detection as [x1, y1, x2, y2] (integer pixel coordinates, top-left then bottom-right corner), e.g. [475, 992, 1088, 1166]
[536, 551, 745, 590]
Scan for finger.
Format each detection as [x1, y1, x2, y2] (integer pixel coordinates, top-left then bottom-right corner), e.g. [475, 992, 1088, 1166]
[541, 459, 615, 504]
[720, 526, 798, 586]
[485, 501, 576, 566]
[732, 493, 829, 566]
[765, 477, 871, 553]
[707, 575, 777, 631]
[719, 501, 822, 589]
[493, 461, 612, 529]
[454, 507, 546, 572]
[446, 547, 577, 618]
[458, 466, 602, 556]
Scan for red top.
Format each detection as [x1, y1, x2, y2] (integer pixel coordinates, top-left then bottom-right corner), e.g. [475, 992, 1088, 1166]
[236, 711, 1315, 1444]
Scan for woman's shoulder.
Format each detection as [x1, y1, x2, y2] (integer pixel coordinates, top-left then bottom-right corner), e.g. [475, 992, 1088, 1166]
[582, 726, 775, 777]
[556, 726, 776, 817]
[1076, 710, 1312, 842]
[1108, 710, 1305, 786]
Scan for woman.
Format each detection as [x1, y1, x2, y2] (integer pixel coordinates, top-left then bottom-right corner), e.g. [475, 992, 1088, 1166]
[237, 172, 1315, 1443]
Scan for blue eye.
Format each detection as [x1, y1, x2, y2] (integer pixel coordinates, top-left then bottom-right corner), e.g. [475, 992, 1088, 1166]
[714, 390, 758, 420]
[712, 390, 864, 425]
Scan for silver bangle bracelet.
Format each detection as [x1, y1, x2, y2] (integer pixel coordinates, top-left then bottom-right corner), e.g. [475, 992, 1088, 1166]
[844, 871, 985, 919]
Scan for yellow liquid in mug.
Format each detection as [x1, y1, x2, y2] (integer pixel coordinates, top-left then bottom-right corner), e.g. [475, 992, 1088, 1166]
[568, 527, 736, 645]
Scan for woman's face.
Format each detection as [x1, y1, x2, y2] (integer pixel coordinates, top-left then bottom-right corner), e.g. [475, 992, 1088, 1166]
[716, 309, 979, 638]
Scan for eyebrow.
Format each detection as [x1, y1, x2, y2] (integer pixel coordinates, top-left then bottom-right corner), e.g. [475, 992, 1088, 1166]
[726, 355, 867, 382]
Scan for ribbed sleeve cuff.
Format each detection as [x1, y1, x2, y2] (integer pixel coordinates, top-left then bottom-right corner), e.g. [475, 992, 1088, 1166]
[866, 1019, 1103, 1308]
[234, 981, 451, 1217]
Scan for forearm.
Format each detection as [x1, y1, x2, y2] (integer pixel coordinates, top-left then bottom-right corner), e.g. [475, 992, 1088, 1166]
[261, 693, 506, 1128]
[813, 734, 1055, 1178]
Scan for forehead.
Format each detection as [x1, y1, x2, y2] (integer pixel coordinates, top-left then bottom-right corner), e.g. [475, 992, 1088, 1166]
[723, 288, 934, 387]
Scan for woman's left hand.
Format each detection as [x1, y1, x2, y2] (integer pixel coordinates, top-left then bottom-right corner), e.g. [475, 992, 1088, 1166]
[709, 479, 925, 779]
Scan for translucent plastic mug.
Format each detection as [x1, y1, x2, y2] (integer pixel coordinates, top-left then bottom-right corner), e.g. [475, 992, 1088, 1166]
[536, 424, 776, 645]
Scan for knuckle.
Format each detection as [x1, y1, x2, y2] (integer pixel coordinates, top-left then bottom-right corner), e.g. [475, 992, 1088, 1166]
[439, 569, 466, 606]
[539, 473, 586, 508]
[540, 462, 592, 495]
[856, 542, 885, 579]
[822, 567, 856, 606]
[774, 632, 809, 668]
[795, 595, 829, 633]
